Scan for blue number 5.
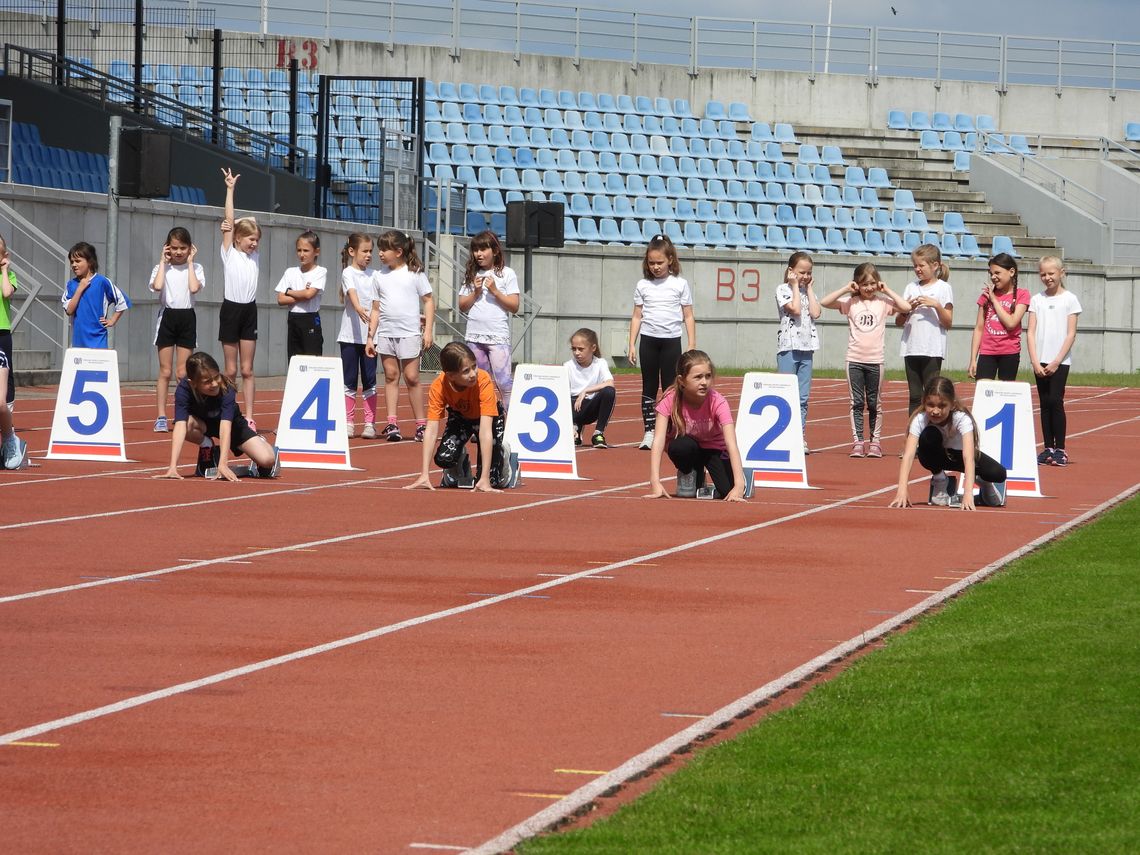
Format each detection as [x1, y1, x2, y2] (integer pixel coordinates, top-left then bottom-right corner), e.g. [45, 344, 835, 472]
[289, 377, 336, 444]
[518, 386, 560, 452]
[67, 369, 110, 435]
[746, 395, 792, 463]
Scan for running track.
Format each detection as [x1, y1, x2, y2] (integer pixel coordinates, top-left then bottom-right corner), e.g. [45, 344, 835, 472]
[2, 375, 1138, 853]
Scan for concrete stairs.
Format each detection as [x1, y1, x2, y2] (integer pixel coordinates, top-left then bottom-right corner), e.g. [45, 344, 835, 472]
[11, 327, 61, 387]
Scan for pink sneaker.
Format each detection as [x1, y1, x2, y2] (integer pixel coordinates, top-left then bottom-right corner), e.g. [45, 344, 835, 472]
[867, 442, 883, 458]
[850, 441, 865, 458]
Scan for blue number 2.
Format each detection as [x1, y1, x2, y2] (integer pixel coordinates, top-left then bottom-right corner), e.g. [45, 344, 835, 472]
[67, 369, 110, 436]
[518, 386, 560, 452]
[984, 402, 1015, 469]
[289, 376, 336, 444]
[746, 394, 792, 463]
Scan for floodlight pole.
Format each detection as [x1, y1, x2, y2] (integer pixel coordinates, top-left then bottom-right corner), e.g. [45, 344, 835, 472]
[824, 0, 833, 74]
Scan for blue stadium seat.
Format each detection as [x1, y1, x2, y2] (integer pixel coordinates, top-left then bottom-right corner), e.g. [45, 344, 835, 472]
[903, 231, 922, 253]
[845, 229, 867, 252]
[798, 144, 821, 165]
[774, 123, 796, 143]
[866, 167, 892, 189]
[765, 225, 788, 250]
[866, 231, 886, 254]
[887, 109, 908, 129]
[854, 207, 873, 230]
[675, 199, 697, 220]
[942, 212, 966, 233]
[910, 111, 932, 130]
[635, 95, 654, 115]
[682, 222, 706, 246]
[919, 130, 941, 150]
[893, 189, 917, 210]
[570, 194, 591, 216]
[765, 182, 786, 204]
[598, 218, 621, 243]
[465, 188, 485, 212]
[735, 202, 756, 223]
[816, 207, 835, 228]
[751, 123, 773, 142]
[942, 131, 965, 152]
[991, 235, 1018, 256]
[825, 228, 847, 252]
[616, 94, 635, 114]
[728, 102, 751, 122]
[844, 166, 867, 187]
[704, 222, 727, 247]
[458, 82, 478, 102]
[673, 98, 693, 118]
[1125, 122, 1140, 141]
[911, 211, 930, 231]
[776, 204, 795, 226]
[726, 180, 746, 202]
[954, 113, 975, 132]
[483, 189, 507, 213]
[884, 230, 905, 255]
[764, 142, 785, 162]
[577, 91, 597, 111]
[698, 119, 719, 139]
[471, 145, 494, 167]
[960, 234, 982, 258]
[755, 205, 776, 226]
[932, 112, 953, 131]
[591, 195, 614, 217]
[477, 84, 498, 103]
[860, 188, 882, 208]
[704, 100, 727, 120]
[621, 219, 643, 243]
[1009, 134, 1033, 155]
[497, 85, 518, 105]
[795, 205, 816, 227]
[890, 209, 911, 230]
[597, 93, 617, 113]
[941, 233, 962, 256]
[563, 216, 579, 242]
[820, 145, 844, 166]
[835, 207, 854, 228]
[577, 217, 600, 243]
[654, 97, 673, 117]
[519, 87, 538, 106]
[538, 88, 558, 108]
[985, 133, 1011, 153]
[663, 221, 684, 244]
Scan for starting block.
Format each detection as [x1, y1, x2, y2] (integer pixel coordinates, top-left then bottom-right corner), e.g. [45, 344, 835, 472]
[930, 474, 1008, 507]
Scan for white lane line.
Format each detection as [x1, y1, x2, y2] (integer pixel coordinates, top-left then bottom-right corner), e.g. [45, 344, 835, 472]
[468, 481, 1140, 855]
[0, 478, 920, 744]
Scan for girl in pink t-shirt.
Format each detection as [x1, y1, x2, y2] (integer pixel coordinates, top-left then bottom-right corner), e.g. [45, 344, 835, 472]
[820, 263, 912, 459]
[646, 350, 746, 501]
[969, 252, 1030, 382]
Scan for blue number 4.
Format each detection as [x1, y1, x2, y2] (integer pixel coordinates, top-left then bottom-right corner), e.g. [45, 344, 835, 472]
[289, 377, 336, 444]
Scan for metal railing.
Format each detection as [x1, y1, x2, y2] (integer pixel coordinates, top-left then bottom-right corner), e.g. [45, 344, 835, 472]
[0, 196, 70, 366]
[1110, 219, 1140, 265]
[186, 0, 1140, 93]
[976, 133, 1107, 223]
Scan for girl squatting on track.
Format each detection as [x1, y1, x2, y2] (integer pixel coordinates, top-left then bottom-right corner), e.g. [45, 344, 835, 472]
[890, 376, 1007, 511]
[156, 352, 280, 482]
[819, 263, 911, 459]
[565, 328, 616, 448]
[628, 235, 695, 451]
[647, 350, 746, 502]
[1028, 256, 1081, 467]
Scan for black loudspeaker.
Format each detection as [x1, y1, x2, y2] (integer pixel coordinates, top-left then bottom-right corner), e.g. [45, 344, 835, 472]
[505, 201, 564, 248]
[118, 129, 172, 198]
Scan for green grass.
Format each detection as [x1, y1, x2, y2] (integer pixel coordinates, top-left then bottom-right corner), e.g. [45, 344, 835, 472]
[611, 366, 1140, 387]
[522, 496, 1140, 854]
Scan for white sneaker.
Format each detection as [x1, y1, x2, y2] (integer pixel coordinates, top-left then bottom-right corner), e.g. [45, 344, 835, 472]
[346, 423, 357, 439]
[639, 430, 655, 450]
[676, 469, 698, 498]
[978, 478, 1005, 507]
[499, 440, 520, 488]
[929, 472, 950, 506]
[2, 435, 28, 470]
[361, 423, 376, 439]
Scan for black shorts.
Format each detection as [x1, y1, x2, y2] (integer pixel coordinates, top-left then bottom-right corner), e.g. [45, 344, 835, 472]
[218, 299, 258, 343]
[287, 311, 324, 358]
[155, 307, 197, 349]
[202, 412, 259, 455]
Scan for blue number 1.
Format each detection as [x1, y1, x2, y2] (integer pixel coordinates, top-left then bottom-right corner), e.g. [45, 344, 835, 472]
[518, 386, 560, 452]
[746, 395, 792, 463]
[289, 377, 336, 444]
[984, 402, 1015, 469]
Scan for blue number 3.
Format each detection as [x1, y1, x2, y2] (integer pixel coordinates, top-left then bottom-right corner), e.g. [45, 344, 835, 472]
[518, 386, 560, 452]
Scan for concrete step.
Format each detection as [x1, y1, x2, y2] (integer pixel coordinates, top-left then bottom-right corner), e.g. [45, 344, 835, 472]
[14, 368, 61, 387]
[13, 349, 53, 371]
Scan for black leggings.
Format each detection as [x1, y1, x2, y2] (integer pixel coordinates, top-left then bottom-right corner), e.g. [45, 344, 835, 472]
[975, 353, 1020, 381]
[434, 405, 508, 487]
[917, 426, 1007, 483]
[904, 355, 943, 416]
[639, 334, 682, 430]
[667, 435, 734, 499]
[0, 329, 13, 405]
[1035, 364, 1070, 449]
[572, 386, 616, 433]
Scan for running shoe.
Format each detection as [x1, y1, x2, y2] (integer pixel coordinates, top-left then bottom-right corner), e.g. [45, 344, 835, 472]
[382, 423, 402, 442]
[574, 427, 583, 447]
[1051, 449, 1069, 466]
[591, 431, 607, 448]
[1037, 448, 1054, 465]
[1, 434, 27, 470]
[499, 440, 521, 488]
[194, 443, 220, 478]
[803, 442, 811, 455]
[850, 441, 865, 458]
[977, 478, 1006, 507]
[929, 471, 951, 506]
[153, 416, 168, 432]
[414, 424, 426, 443]
[347, 423, 357, 439]
[867, 442, 883, 458]
[676, 469, 698, 498]
[361, 423, 377, 439]
[638, 429, 655, 450]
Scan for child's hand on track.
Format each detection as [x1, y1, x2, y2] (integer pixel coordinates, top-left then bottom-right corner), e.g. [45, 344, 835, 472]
[405, 474, 435, 491]
[153, 469, 184, 480]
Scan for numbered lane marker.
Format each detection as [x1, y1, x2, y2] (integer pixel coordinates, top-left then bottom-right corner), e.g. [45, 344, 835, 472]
[735, 372, 813, 493]
[970, 380, 1044, 498]
[47, 349, 130, 461]
[504, 364, 581, 480]
[275, 356, 354, 470]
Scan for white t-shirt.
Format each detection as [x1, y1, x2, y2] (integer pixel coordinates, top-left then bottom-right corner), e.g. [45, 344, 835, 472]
[337, 267, 378, 344]
[775, 283, 819, 352]
[149, 262, 205, 310]
[461, 266, 519, 344]
[275, 265, 327, 314]
[633, 275, 692, 339]
[1029, 290, 1082, 366]
[374, 265, 433, 338]
[563, 355, 614, 399]
[900, 279, 954, 358]
[220, 245, 259, 304]
[909, 409, 974, 451]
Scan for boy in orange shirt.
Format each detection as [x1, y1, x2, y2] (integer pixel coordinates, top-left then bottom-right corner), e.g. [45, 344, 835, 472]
[407, 341, 519, 491]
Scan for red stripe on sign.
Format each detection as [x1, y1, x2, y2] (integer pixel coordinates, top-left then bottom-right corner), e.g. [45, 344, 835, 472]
[49, 443, 123, 456]
[521, 461, 575, 474]
[1006, 482, 1039, 493]
[753, 470, 806, 482]
[280, 451, 348, 464]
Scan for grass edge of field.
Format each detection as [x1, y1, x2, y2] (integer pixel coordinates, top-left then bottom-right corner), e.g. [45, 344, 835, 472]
[519, 493, 1140, 854]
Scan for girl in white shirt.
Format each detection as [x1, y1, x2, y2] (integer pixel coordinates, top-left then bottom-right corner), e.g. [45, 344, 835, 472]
[337, 233, 378, 438]
[366, 231, 435, 443]
[150, 226, 205, 432]
[564, 328, 616, 448]
[627, 235, 696, 450]
[896, 243, 955, 416]
[274, 230, 327, 362]
[218, 167, 262, 429]
[1027, 256, 1081, 467]
[890, 376, 1007, 511]
[459, 230, 519, 411]
[775, 251, 822, 453]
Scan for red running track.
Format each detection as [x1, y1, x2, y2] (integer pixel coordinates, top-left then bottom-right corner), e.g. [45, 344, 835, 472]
[1, 376, 1138, 853]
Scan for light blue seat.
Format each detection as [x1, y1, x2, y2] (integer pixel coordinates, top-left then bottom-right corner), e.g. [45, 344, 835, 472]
[991, 235, 1019, 256]
[615, 94, 635, 114]
[591, 195, 614, 217]
[655, 198, 676, 219]
[654, 97, 673, 116]
[751, 123, 774, 142]
[657, 155, 678, 177]
[942, 131, 965, 152]
[919, 130, 941, 150]
[577, 91, 597, 111]
[887, 109, 908, 130]
[673, 98, 693, 118]
[500, 168, 524, 191]
[755, 204, 776, 226]
[910, 111, 931, 130]
[941, 233, 962, 256]
[627, 174, 649, 196]
[727, 180, 747, 202]
[483, 189, 507, 213]
[985, 133, 1011, 153]
[755, 162, 776, 182]
[735, 202, 756, 224]
[518, 87, 538, 106]
[1125, 121, 1140, 141]
[462, 102, 482, 123]
[804, 227, 826, 252]
[704, 100, 727, 120]
[866, 231, 886, 254]
[554, 90, 574, 110]
[446, 122, 468, 144]
[717, 120, 736, 139]
[745, 224, 768, 247]
[537, 88, 557, 108]
[577, 216, 600, 242]
[520, 169, 542, 191]
[570, 194, 591, 216]
[835, 207, 855, 228]
[890, 209, 911, 230]
[620, 219, 643, 243]
[450, 144, 473, 166]
[776, 204, 796, 226]
[563, 216, 579, 242]
[683, 222, 706, 246]
[598, 217, 621, 243]
[597, 93, 617, 113]
[1009, 134, 1032, 155]
[816, 207, 835, 228]
[845, 229, 867, 252]
[932, 111, 953, 131]
[706, 223, 728, 247]
[893, 188, 917, 210]
[942, 211, 966, 233]
[728, 102, 751, 122]
[860, 188, 882, 208]
[884, 230, 905, 255]
[557, 148, 578, 171]
[715, 158, 735, 179]
[698, 119, 719, 139]
[795, 205, 816, 227]
[822, 184, 842, 206]
[426, 142, 448, 165]
[911, 211, 930, 231]
[514, 147, 535, 167]
[706, 179, 727, 200]
[844, 166, 868, 187]
[953, 151, 972, 171]
[765, 225, 788, 250]
[854, 207, 873, 230]
[737, 161, 757, 181]
[798, 144, 821, 165]
[675, 199, 697, 220]
[611, 132, 631, 153]
[425, 122, 445, 143]
[764, 141, 785, 162]
[466, 124, 487, 145]
[773, 123, 796, 143]
[485, 104, 505, 125]
[820, 145, 844, 166]
[873, 209, 891, 230]
[746, 182, 766, 204]
[954, 113, 975, 132]
[495, 85, 517, 105]
[841, 186, 861, 207]
[725, 223, 749, 249]
[976, 114, 997, 133]
[644, 116, 663, 136]
[765, 182, 786, 203]
[903, 231, 921, 253]
[689, 138, 709, 158]
[960, 234, 982, 258]
[598, 151, 619, 172]
[458, 82, 478, 103]
[709, 138, 728, 158]
[921, 231, 941, 246]
[826, 228, 847, 252]
[550, 128, 572, 149]
[662, 220, 684, 243]
[866, 167, 892, 189]
[640, 220, 662, 241]
[631, 134, 651, 155]
[964, 132, 978, 150]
